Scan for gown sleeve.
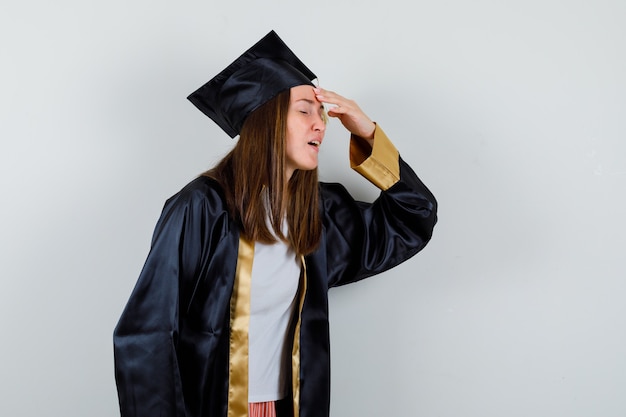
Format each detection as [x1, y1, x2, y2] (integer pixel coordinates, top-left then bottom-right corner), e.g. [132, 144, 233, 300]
[113, 178, 229, 416]
[320, 125, 438, 287]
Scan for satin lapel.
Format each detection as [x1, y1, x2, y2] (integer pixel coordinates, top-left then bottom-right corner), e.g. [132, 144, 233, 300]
[291, 255, 307, 417]
[228, 237, 255, 417]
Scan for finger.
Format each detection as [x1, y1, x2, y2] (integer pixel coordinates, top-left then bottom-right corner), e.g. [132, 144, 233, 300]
[314, 87, 346, 106]
[326, 104, 352, 118]
[326, 107, 342, 118]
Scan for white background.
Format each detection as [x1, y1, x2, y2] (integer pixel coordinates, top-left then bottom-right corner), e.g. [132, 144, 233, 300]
[1, 1, 625, 416]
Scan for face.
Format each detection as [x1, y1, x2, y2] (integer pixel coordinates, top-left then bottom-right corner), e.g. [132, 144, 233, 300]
[285, 85, 326, 180]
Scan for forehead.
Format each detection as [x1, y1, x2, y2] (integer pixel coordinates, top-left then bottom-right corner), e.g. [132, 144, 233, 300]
[290, 85, 318, 103]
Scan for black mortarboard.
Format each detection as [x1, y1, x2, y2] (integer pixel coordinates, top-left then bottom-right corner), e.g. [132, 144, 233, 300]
[188, 30, 317, 138]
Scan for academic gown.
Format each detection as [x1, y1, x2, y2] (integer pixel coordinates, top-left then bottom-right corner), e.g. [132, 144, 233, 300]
[113, 126, 438, 417]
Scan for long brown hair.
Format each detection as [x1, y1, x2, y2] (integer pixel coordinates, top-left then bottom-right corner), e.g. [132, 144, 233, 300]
[204, 89, 322, 255]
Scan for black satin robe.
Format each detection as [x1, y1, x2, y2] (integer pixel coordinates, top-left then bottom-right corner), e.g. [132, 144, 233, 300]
[114, 131, 437, 417]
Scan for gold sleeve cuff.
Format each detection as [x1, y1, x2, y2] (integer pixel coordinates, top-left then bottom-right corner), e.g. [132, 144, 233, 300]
[349, 125, 400, 190]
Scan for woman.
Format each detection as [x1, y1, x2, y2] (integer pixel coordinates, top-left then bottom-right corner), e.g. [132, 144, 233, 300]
[114, 30, 437, 417]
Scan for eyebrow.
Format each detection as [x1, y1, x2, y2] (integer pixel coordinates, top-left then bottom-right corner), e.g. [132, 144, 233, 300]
[296, 98, 324, 110]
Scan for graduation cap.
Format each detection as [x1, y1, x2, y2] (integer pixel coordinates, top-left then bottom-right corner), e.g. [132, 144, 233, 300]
[188, 30, 317, 138]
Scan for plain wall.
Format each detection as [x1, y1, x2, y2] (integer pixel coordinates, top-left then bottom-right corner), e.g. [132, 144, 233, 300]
[1, 1, 625, 416]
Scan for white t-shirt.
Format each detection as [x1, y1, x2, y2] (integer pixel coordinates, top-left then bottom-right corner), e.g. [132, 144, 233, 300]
[248, 237, 301, 402]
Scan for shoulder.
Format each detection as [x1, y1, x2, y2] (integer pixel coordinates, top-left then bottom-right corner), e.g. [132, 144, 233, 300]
[162, 175, 228, 215]
[318, 181, 359, 217]
[176, 175, 225, 200]
[319, 181, 351, 200]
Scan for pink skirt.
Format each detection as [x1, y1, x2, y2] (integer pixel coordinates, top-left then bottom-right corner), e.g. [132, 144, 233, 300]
[249, 401, 276, 417]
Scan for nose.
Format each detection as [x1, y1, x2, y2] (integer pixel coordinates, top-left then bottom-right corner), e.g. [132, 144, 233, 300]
[313, 113, 326, 133]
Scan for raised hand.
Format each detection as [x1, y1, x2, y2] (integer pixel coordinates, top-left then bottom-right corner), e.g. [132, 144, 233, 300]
[314, 87, 376, 142]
